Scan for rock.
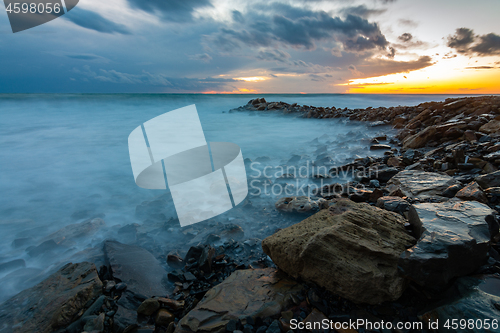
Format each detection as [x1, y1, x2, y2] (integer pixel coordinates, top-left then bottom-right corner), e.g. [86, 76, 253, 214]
[155, 308, 175, 326]
[137, 298, 160, 316]
[370, 144, 391, 150]
[399, 199, 493, 288]
[386, 170, 459, 199]
[41, 218, 105, 247]
[420, 275, 500, 333]
[403, 125, 437, 149]
[83, 313, 105, 332]
[455, 182, 489, 204]
[275, 196, 325, 213]
[479, 119, 500, 134]
[184, 245, 215, 274]
[386, 156, 403, 167]
[175, 268, 302, 333]
[475, 170, 500, 189]
[464, 130, 478, 141]
[104, 240, 169, 297]
[442, 184, 463, 198]
[167, 252, 184, 269]
[0, 262, 102, 333]
[0, 259, 26, 273]
[262, 199, 415, 304]
[376, 196, 410, 214]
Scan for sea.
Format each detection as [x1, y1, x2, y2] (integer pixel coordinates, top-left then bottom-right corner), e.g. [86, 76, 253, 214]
[0, 93, 475, 302]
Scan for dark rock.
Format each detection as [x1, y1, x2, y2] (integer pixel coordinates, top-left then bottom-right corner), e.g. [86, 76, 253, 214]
[376, 196, 410, 214]
[0, 259, 26, 273]
[184, 245, 215, 274]
[265, 320, 280, 333]
[0, 262, 102, 333]
[476, 170, 500, 189]
[137, 298, 160, 316]
[155, 308, 175, 326]
[104, 240, 169, 297]
[442, 184, 463, 198]
[400, 199, 493, 288]
[174, 269, 303, 333]
[455, 181, 489, 204]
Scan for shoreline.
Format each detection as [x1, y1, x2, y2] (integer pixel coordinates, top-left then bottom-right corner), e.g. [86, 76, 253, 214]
[1, 95, 499, 333]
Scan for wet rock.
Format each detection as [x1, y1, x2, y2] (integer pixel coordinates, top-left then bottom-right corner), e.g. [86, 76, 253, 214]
[41, 217, 105, 247]
[175, 268, 303, 333]
[442, 184, 463, 198]
[0, 259, 26, 273]
[262, 199, 415, 304]
[275, 196, 325, 213]
[137, 298, 160, 316]
[0, 262, 102, 333]
[420, 275, 500, 333]
[155, 308, 175, 326]
[26, 239, 61, 257]
[376, 196, 410, 214]
[167, 251, 184, 269]
[475, 170, 500, 189]
[104, 240, 169, 297]
[370, 144, 391, 150]
[386, 170, 459, 199]
[11, 237, 32, 249]
[399, 199, 493, 288]
[184, 245, 215, 274]
[455, 181, 489, 204]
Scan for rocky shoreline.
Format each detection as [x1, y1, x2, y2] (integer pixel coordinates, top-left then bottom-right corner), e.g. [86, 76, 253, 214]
[1, 95, 500, 333]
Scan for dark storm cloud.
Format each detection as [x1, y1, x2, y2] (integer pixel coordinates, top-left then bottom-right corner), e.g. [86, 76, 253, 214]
[126, 0, 212, 22]
[339, 5, 386, 19]
[64, 8, 131, 34]
[210, 6, 389, 53]
[448, 28, 500, 56]
[232, 10, 245, 23]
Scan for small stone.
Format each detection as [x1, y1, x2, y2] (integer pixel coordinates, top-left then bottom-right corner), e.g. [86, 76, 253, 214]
[369, 179, 380, 188]
[266, 320, 280, 333]
[183, 272, 197, 282]
[137, 298, 160, 316]
[115, 282, 127, 292]
[456, 182, 489, 204]
[226, 319, 238, 332]
[105, 280, 116, 293]
[370, 144, 391, 150]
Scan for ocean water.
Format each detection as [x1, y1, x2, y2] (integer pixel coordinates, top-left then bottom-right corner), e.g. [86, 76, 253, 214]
[0, 93, 469, 301]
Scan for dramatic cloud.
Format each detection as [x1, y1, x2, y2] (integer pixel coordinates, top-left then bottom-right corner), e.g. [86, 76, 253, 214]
[64, 8, 131, 34]
[209, 6, 389, 53]
[126, 0, 212, 22]
[358, 55, 434, 77]
[339, 5, 386, 19]
[448, 28, 500, 56]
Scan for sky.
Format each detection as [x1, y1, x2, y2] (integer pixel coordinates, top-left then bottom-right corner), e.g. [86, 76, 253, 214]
[0, 0, 499, 94]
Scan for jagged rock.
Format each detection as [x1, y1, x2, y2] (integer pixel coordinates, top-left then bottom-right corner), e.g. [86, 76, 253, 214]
[104, 240, 169, 297]
[262, 199, 415, 304]
[137, 298, 160, 316]
[455, 182, 489, 204]
[475, 170, 500, 189]
[403, 125, 437, 149]
[399, 199, 493, 288]
[420, 275, 500, 333]
[386, 170, 459, 199]
[479, 119, 500, 134]
[275, 196, 325, 213]
[0, 262, 102, 333]
[175, 268, 303, 333]
[376, 196, 410, 214]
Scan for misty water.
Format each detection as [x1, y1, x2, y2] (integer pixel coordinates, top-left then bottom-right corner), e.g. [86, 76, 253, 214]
[0, 93, 463, 302]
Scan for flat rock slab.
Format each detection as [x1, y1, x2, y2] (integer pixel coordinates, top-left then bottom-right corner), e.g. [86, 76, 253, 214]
[420, 275, 500, 333]
[0, 262, 102, 333]
[399, 199, 493, 287]
[263, 199, 415, 304]
[386, 170, 459, 199]
[104, 240, 169, 297]
[175, 268, 303, 333]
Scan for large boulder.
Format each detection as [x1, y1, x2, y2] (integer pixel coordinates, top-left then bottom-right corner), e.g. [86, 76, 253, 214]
[262, 199, 415, 304]
[386, 170, 459, 199]
[0, 262, 102, 333]
[475, 170, 500, 189]
[399, 199, 493, 288]
[403, 125, 437, 149]
[175, 268, 303, 333]
[420, 275, 500, 332]
[104, 240, 169, 297]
